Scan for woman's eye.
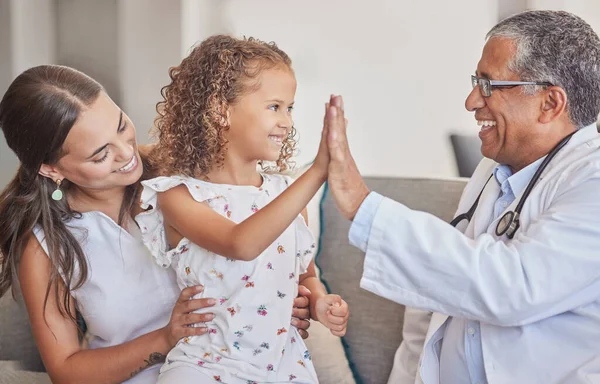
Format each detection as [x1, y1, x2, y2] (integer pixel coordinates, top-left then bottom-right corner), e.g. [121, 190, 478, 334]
[93, 151, 109, 164]
[269, 105, 279, 111]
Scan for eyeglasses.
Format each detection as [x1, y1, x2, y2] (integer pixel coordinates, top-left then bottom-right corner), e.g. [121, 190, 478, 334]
[471, 75, 552, 97]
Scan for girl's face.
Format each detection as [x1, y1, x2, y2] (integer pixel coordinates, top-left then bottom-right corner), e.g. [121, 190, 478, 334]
[227, 66, 297, 164]
[42, 92, 143, 192]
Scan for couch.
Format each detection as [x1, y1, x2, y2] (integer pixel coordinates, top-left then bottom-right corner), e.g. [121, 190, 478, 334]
[0, 176, 467, 384]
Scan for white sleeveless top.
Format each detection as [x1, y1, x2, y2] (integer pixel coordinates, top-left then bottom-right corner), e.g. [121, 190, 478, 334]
[34, 211, 180, 384]
[136, 174, 319, 383]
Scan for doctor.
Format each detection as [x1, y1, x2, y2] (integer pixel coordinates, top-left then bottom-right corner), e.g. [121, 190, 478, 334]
[324, 10, 600, 384]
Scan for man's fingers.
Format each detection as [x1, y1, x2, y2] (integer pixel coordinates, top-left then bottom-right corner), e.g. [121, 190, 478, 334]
[327, 108, 346, 162]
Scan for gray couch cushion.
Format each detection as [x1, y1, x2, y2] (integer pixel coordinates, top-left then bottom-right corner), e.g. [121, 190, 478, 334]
[317, 177, 467, 384]
[0, 291, 45, 372]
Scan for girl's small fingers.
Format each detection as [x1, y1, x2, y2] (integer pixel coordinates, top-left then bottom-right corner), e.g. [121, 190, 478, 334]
[326, 313, 347, 326]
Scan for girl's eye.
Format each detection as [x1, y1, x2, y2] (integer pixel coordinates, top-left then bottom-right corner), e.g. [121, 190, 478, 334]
[118, 121, 127, 133]
[287, 106, 294, 113]
[93, 151, 109, 164]
[268, 105, 279, 112]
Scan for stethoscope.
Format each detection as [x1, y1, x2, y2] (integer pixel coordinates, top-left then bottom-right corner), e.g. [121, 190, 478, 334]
[450, 131, 576, 239]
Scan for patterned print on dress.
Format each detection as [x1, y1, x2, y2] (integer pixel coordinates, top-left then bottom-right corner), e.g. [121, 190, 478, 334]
[289, 273, 295, 280]
[277, 290, 286, 299]
[297, 360, 305, 367]
[289, 374, 297, 381]
[184, 266, 191, 275]
[303, 350, 312, 360]
[241, 274, 250, 281]
[177, 243, 189, 254]
[291, 337, 296, 343]
[214, 376, 222, 382]
[245, 281, 255, 288]
[277, 327, 287, 336]
[227, 304, 241, 316]
[219, 296, 229, 305]
[253, 349, 263, 356]
[251, 202, 259, 213]
[233, 341, 241, 350]
[260, 342, 270, 350]
[267, 364, 274, 372]
[208, 327, 218, 334]
[210, 269, 224, 280]
[243, 325, 253, 332]
[257, 305, 268, 316]
[197, 360, 205, 366]
[267, 262, 274, 270]
[277, 244, 285, 254]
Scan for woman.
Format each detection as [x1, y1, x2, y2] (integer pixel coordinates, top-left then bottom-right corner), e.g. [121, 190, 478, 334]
[0, 65, 312, 383]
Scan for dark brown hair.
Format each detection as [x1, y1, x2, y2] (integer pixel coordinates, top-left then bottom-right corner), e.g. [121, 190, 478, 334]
[0, 65, 139, 328]
[149, 35, 297, 177]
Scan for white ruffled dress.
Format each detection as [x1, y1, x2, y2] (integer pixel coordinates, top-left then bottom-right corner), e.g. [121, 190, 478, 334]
[136, 174, 319, 383]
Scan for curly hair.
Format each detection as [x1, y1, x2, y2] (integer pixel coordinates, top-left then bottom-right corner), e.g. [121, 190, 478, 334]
[149, 35, 297, 178]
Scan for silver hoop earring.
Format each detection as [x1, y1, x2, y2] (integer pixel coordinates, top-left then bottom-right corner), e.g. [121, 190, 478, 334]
[51, 179, 63, 201]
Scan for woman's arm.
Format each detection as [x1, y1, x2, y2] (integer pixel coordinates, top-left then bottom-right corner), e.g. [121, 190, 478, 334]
[19, 235, 215, 384]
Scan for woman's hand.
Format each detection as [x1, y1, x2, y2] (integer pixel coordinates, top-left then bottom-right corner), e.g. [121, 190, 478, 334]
[160, 285, 216, 348]
[292, 285, 312, 339]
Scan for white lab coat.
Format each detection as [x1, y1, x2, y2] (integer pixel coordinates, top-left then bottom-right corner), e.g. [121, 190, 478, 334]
[365, 124, 600, 384]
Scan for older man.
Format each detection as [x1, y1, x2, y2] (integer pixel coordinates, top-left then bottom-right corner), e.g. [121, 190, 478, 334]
[324, 10, 600, 384]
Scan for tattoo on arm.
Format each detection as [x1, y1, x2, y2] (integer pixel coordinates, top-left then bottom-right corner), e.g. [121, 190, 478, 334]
[129, 352, 166, 378]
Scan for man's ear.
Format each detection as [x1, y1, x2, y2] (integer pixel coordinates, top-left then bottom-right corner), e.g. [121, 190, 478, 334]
[38, 163, 65, 183]
[539, 86, 567, 124]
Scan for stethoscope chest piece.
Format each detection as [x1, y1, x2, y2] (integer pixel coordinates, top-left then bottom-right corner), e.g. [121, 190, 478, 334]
[495, 211, 520, 239]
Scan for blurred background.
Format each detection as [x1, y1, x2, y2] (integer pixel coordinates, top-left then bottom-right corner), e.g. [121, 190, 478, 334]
[1, 0, 599, 189]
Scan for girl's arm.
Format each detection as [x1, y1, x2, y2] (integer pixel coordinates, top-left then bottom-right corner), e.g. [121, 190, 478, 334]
[19, 235, 214, 384]
[158, 108, 332, 262]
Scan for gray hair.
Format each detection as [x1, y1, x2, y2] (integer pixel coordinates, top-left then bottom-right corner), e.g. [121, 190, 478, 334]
[487, 10, 600, 128]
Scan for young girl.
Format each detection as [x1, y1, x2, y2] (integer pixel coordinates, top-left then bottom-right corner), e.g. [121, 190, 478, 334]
[136, 35, 349, 383]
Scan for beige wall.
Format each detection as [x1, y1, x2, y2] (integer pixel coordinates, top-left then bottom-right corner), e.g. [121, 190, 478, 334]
[182, 0, 498, 177]
[118, 0, 183, 143]
[1, 0, 600, 188]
